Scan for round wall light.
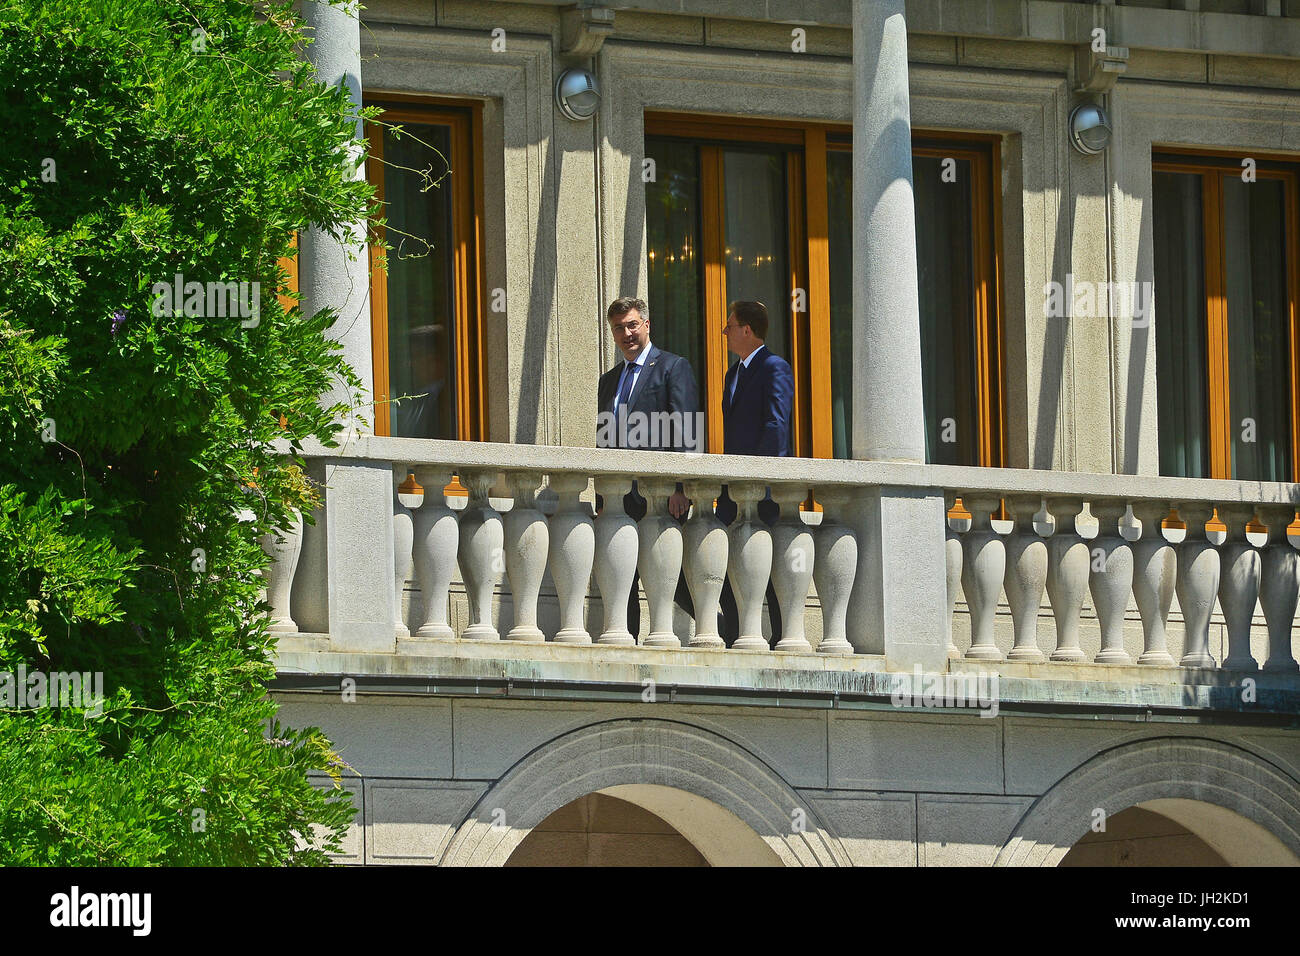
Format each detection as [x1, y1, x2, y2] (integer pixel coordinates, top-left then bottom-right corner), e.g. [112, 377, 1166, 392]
[555, 68, 600, 121]
[1069, 102, 1112, 155]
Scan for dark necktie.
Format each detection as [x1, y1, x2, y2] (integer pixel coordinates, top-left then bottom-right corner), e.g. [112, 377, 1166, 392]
[731, 361, 747, 404]
[616, 361, 637, 446]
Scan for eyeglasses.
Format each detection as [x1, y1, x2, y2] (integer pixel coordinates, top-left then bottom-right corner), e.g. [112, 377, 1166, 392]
[610, 318, 644, 334]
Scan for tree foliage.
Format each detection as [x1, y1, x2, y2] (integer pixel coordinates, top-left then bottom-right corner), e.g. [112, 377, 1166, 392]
[0, 0, 373, 863]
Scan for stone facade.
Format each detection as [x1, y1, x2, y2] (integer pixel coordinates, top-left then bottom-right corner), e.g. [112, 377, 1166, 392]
[272, 0, 1300, 864]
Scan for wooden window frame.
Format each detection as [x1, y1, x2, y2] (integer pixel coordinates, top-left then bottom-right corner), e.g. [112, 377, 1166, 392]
[1153, 149, 1300, 480]
[364, 96, 487, 442]
[644, 113, 1006, 467]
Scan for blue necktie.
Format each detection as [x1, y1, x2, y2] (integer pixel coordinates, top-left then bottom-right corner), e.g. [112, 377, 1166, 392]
[616, 361, 637, 445]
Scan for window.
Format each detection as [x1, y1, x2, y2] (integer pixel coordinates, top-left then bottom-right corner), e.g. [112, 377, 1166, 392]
[1153, 152, 1300, 481]
[644, 114, 1005, 465]
[365, 99, 486, 440]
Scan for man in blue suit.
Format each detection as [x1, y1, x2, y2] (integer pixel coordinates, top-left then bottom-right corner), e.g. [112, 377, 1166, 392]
[717, 301, 792, 647]
[596, 296, 700, 638]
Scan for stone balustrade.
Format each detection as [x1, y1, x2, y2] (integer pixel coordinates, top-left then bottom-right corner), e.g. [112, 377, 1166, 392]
[259, 436, 1300, 675]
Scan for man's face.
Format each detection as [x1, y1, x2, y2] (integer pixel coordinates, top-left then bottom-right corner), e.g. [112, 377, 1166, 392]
[609, 308, 650, 361]
[723, 312, 755, 358]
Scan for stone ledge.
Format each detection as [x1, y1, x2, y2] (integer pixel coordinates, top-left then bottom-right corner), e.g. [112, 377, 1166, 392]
[273, 640, 1300, 717]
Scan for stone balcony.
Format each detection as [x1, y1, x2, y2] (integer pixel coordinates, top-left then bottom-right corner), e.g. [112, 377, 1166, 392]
[265, 436, 1300, 717]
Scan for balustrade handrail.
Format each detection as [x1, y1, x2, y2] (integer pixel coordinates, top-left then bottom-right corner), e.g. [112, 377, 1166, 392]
[276, 435, 1300, 509]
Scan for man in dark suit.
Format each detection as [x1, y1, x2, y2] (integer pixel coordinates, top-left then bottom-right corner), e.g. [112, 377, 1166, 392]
[596, 296, 700, 638]
[717, 300, 793, 647]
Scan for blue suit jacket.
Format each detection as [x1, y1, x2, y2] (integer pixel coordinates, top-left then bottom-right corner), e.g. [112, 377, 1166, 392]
[722, 346, 793, 457]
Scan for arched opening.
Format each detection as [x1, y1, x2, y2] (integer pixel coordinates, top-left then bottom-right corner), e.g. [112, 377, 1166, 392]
[1061, 805, 1228, 866]
[506, 792, 708, 867]
[996, 737, 1300, 867]
[442, 720, 846, 866]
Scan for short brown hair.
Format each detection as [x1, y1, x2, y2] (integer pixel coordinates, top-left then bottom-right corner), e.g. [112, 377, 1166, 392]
[728, 300, 768, 340]
[607, 296, 648, 323]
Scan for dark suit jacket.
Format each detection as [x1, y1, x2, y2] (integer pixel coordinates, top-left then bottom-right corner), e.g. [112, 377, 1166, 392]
[722, 345, 793, 457]
[597, 344, 700, 453]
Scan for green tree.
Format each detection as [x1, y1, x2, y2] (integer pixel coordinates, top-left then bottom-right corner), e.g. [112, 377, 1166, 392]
[0, 0, 373, 863]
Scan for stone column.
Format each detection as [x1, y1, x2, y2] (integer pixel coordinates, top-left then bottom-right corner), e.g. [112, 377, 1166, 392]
[851, 0, 924, 463]
[813, 489, 857, 656]
[1131, 501, 1176, 665]
[410, 467, 458, 641]
[392, 467, 418, 637]
[1045, 498, 1089, 663]
[728, 482, 774, 651]
[1089, 500, 1134, 664]
[593, 476, 637, 645]
[682, 482, 728, 649]
[844, 3, 947, 670]
[961, 496, 1005, 661]
[547, 474, 595, 645]
[1003, 496, 1047, 663]
[260, 509, 303, 633]
[637, 478, 684, 648]
[503, 472, 548, 642]
[1176, 503, 1220, 668]
[1259, 505, 1299, 674]
[1217, 505, 1262, 672]
[325, 458, 396, 653]
[769, 485, 814, 653]
[300, 0, 373, 431]
[943, 494, 963, 659]
[457, 470, 503, 642]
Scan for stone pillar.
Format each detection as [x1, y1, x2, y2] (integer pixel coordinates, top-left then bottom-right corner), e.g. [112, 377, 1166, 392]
[727, 482, 774, 651]
[593, 476, 637, 645]
[1175, 503, 1220, 668]
[1131, 501, 1176, 665]
[299, 0, 373, 431]
[260, 509, 303, 633]
[637, 478, 684, 649]
[851, 0, 924, 463]
[961, 496, 1005, 662]
[769, 485, 814, 653]
[1089, 500, 1134, 664]
[1003, 496, 1047, 663]
[410, 467, 458, 641]
[458, 470, 503, 642]
[682, 482, 728, 649]
[1045, 498, 1089, 663]
[548, 474, 595, 644]
[1259, 505, 1299, 674]
[1217, 505, 1262, 672]
[326, 458, 397, 653]
[503, 472, 548, 642]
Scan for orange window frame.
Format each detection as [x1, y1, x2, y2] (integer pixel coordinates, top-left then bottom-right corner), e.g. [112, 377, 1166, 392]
[364, 97, 487, 442]
[644, 113, 1006, 468]
[1153, 148, 1300, 480]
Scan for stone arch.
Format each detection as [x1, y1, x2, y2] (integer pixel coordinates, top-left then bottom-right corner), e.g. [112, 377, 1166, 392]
[997, 736, 1300, 866]
[441, 718, 849, 866]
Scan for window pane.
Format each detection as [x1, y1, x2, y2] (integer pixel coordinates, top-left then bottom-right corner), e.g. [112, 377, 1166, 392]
[384, 122, 457, 439]
[722, 149, 789, 365]
[645, 138, 704, 380]
[1152, 171, 1210, 478]
[827, 149, 853, 459]
[914, 155, 977, 465]
[826, 151, 981, 464]
[1223, 175, 1291, 482]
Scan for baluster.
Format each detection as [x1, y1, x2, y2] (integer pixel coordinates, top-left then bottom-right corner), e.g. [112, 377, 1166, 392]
[682, 481, 727, 649]
[1131, 501, 1176, 665]
[503, 471, 547, 642]
[1259, 505, 1300, 674]
[728, 482, 774, 651]
[1218, 505, 1262, 671]
[813, 488, 856, 656]
[1045, 498, 1089, 662]
[457, 470, 503, 642]
[547, 473, 594, 644]
[593, 476, 637, 645]
[961, 496, 1005, 661]
[1175, 503, 1219, 668]
[1003, 495, 1047, 663]
[944, 493, 963, 659]
[260, 507, 303, 633]
[637, 478, 684, 648]
[411, 467, 458, 641]
[1089, 500, 1134, 664]
[768, 485, 814, 653]
[393, 468, 419, 637]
